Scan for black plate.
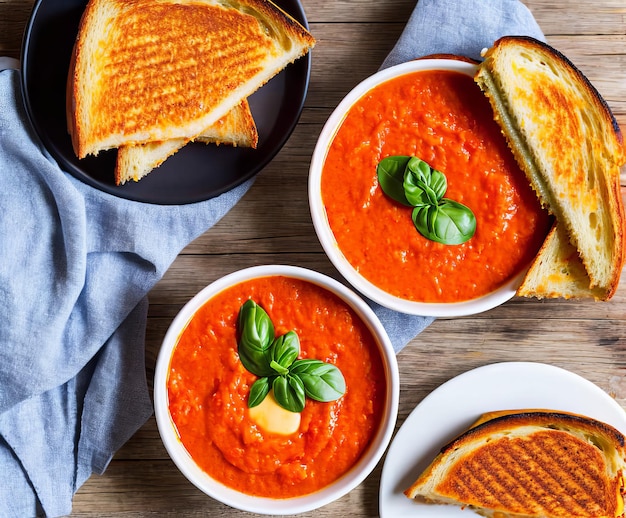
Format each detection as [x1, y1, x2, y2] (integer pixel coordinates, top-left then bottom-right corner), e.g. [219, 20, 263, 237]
[20, 0, 311, 204]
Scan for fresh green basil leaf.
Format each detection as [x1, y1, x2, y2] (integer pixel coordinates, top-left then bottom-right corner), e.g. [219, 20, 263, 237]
[238, 300, 275, 350]
[412, 204, 435, 240]
[248, 376, 271, 408]
[237, 301, 347, 412]
[273, 374, 306, 413]
[404, 158, 447, 206]
[403, 168, 436, 207]
[237, 300, 275, 377]
[270, 360, 289, 376]
[290, 359, 346, 402]
[270, 331, 300, 370]
[239, 346, 274, 377]
[412, 199, 476, 245]
[376, 155, 412, 206]
[428, 169, 448, 201]
[406, 156, 431, 179]
[402, 177, 427, 206]
[436, 199, 476, 244]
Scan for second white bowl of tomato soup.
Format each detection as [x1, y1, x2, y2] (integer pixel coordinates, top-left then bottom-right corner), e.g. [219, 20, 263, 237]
[154, 265, 399, 514]
[309, 58, 551, 317]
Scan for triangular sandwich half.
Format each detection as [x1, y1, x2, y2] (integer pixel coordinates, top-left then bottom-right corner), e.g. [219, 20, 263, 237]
[516, 222, 608, 300]
[114, 99, 258, 185]
[67, 0, 315, 159]
[475, 36, 625, 300]
[405, 409, 626, 518]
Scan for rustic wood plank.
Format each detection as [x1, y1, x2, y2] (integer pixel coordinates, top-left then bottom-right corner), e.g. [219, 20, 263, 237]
[72, 458, 383, 516]
[524, 0, 626, 36]
[301, 0, 415, 24]
[0, 0, 33, 58]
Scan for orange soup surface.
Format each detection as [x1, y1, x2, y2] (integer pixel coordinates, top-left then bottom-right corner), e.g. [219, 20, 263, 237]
[167, 276, 387, 498]
[321, 70, 551, 302]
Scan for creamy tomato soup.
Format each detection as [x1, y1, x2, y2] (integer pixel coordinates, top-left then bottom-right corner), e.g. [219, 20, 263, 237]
[167, 275, 386, 498]
[321, 70, 551, 303]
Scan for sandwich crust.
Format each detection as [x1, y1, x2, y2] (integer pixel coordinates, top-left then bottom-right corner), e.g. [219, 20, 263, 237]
[67, 0, 314, 159]
[405, 410, 626, 518]
[475, 36, 625, 300]
[114, 99, 258, 185]
[517, 222, 608, 300]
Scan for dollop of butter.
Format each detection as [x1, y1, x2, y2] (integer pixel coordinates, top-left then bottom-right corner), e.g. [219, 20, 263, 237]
[248, 390, 301, 435]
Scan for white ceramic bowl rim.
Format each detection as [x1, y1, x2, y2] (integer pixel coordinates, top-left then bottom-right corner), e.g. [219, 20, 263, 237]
[154, 264, 400, 515]
[308, 58, 527, 318]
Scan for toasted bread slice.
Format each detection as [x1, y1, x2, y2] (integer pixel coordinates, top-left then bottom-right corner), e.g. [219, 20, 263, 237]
[517, 222, 607, 300]
[405, 410, 626, 518]
[475, 36, 626, 300]
[67, 0, 314, 159]
[114, 99, 258, 185]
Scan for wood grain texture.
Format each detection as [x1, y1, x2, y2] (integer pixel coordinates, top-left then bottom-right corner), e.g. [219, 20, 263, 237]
[0, 0, 624, 516]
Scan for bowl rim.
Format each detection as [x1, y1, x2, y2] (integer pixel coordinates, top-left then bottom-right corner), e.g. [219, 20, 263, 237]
[308, 58, 528, 317]
[153, 264, 400, 515]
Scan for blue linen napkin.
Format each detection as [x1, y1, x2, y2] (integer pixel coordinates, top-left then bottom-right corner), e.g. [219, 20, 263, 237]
[0, 0, 544, 515]
[0, 60, 254, 516]
[381, 0, 544, 69]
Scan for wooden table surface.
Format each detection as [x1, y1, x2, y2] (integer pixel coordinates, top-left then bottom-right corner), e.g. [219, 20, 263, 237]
[1, 0, 625, 516]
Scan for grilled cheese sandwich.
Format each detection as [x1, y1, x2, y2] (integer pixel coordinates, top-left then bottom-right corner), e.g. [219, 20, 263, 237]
[67, 0, 314, 170]
[114, 99, 258, 185]
[405, 409, 626, 518]
[475, 36, 625, 300]
[517, 222, 608, 300]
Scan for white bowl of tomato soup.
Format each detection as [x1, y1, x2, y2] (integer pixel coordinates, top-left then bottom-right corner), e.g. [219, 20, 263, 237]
[308, 58, 551, 317]
[154, 265, 399, 514]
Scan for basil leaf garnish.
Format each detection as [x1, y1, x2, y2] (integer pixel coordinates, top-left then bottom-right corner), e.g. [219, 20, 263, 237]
[273, 374, 306, 413]
[412, 199, 476, 245]
[290, 359, 346, 402]
[248, 376, 272, 408]
[270, 360, 289, 376]
[378, 155, 476, 245]
[404, 168, 442, 207]
[376, 155, 412, 206]
[412, 204, 436, 241]
[270, 331, 299, 371]
[404, 157, 447, 207]
[237, 300, 275, 377]
[434, 199, 477, 244]
[236, 301, 346, 414]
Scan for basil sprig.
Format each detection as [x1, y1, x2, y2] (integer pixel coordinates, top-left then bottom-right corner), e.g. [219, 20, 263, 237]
[377, 156, 476, 245]
[237, 300, 346, 413]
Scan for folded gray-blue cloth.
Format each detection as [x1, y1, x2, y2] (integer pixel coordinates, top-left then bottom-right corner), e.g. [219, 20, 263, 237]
[381, 0, 544, 68]
[0, 60, 254, 517]
[0, 0, 543, 515]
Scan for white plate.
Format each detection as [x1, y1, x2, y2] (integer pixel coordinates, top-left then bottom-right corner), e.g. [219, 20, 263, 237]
[379, 361, 626, 517]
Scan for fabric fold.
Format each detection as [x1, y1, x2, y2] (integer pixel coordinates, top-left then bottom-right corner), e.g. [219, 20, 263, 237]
[381, 0, 544, 69]
[0, 65, 253, 516]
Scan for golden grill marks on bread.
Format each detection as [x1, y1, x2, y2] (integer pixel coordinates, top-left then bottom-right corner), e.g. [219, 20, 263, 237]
[474, 36, 626, 301]
[114, 99, 258, 185]
[67, 0, 315, 159]
[405, 410, 626, 518]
